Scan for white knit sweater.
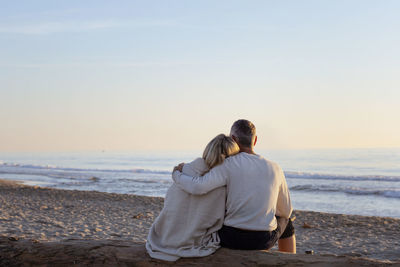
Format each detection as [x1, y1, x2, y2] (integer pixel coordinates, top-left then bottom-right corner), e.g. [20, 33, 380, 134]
[172, 152, 293, 231]
[146, 158, 225, 261]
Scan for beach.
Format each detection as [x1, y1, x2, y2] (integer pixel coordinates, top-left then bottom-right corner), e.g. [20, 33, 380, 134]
[1, 179, 399, 266]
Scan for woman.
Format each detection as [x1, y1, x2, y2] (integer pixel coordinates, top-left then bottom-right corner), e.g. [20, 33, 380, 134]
[146, 134, 239, 261]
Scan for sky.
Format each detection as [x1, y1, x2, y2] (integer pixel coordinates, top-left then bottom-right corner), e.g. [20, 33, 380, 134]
[1, 0, 399, 152]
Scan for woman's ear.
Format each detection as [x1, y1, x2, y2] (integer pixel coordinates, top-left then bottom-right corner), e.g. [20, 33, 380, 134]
[254, 136, 257, 146]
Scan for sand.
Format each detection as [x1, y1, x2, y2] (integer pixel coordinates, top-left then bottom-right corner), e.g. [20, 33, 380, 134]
[0, 179, 399, 266]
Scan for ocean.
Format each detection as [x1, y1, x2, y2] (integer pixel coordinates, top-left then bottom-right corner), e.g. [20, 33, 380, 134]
[1, 148, 399, 218]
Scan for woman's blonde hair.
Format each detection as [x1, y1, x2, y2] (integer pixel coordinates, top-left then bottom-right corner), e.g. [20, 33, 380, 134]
[202, 134, 240, 169]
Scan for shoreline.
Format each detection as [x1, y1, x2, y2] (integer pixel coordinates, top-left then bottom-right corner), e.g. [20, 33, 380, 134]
[3, 177, 399, 220]
[1, 178, 399, 264]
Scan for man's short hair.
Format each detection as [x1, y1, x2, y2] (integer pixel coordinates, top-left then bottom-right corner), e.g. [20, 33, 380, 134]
[230, 119, 256, 147]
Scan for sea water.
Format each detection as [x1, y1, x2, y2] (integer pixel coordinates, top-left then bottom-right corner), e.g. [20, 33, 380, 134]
[0, 148, 399, 218]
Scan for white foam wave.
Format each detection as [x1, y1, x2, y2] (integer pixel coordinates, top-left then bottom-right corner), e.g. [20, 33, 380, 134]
[285, 171, 400, 182]
[290, 184, 400, 199]
[1, 160, 400, 182]
[0, 161, 171, 175]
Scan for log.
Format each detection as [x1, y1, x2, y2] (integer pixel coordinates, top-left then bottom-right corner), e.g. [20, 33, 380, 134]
[0, 237, 396, 267]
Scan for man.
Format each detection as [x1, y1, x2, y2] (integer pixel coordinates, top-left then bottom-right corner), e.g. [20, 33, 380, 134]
[172, 119, 296, 252]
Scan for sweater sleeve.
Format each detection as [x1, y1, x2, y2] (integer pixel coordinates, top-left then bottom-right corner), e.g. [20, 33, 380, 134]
[275, 166, 293, 218]
[172, 163, 228, 195]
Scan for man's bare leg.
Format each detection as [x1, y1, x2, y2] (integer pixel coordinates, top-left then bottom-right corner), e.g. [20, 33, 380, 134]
[278, 234, 296, 253]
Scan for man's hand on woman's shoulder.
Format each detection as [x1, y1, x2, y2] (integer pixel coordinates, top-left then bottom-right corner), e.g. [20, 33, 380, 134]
[173, 163, 185, 173]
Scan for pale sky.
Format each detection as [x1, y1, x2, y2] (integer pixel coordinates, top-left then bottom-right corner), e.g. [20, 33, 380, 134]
[1, 0, 399, 152]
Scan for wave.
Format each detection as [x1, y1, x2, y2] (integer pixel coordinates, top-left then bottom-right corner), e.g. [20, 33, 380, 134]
[0, 161, 171, 175]
[1, 161, 400, 182]
[285, 171, 400, 182]
[290, 184, 400, 199]
[2, 160, 399, 200]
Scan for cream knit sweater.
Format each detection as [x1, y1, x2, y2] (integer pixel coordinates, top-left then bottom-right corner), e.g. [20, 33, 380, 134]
[146, 158, 225, 261]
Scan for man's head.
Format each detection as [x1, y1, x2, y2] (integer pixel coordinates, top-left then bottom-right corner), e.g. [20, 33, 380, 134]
[230, 119, 257, 150]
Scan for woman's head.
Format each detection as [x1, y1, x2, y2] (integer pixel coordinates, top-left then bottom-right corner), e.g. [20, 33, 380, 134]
[202, 134, 240, 169]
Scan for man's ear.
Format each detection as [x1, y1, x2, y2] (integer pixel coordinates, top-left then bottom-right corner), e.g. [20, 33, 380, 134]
[254, 136, 257, 146]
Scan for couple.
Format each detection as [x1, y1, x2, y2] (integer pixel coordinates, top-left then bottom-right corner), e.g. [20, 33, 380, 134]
[146, 119, 296, 261]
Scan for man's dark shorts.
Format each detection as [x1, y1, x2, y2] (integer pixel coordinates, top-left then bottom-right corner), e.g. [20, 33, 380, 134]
[218, 217, 295, 250]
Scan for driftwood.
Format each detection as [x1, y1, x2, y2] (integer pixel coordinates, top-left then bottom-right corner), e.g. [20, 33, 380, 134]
[0, 237, 397, 267]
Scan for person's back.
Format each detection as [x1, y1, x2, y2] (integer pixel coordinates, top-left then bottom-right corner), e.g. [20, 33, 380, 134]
[146, 134, 241, 261]
[223, 152, 291, 231]
[146, 158, 225, 261]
